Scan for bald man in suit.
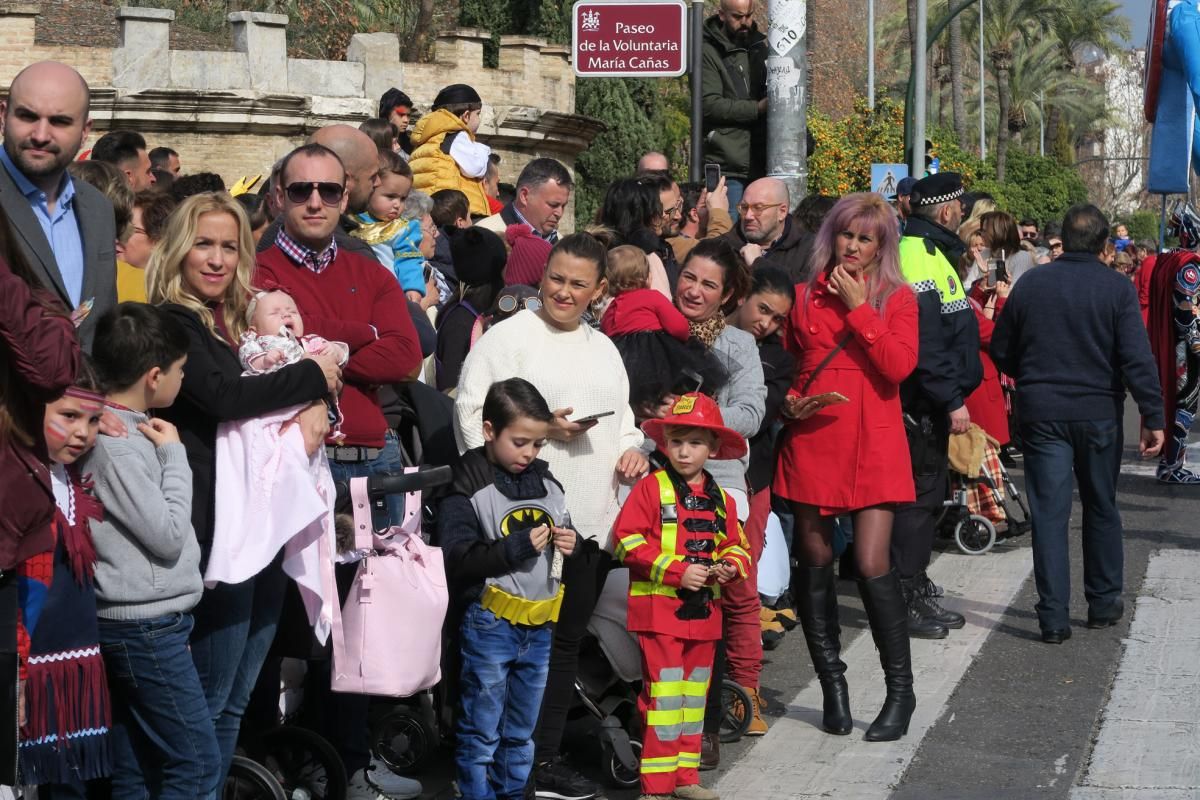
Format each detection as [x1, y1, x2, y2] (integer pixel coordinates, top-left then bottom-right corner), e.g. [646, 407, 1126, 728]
[0, 61, 116, 350]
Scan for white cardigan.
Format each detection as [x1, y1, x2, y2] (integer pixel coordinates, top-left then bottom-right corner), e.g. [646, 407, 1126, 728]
[453, 310, 645, 550]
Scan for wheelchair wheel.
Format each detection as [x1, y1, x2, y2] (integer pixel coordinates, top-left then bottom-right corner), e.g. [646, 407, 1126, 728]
[256, 726, 348, 800]
[955, 515, 996, 555]
[606, 737, 642, 789]
[225, 755, 287, 800]
[719, 679, 753, 743]
[370, 706, 437, 775]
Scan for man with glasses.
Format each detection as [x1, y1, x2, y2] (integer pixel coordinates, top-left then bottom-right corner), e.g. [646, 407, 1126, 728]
[636, 169, 686, 287]
[255, 142, 425, 800]
[721, 177, 808, 279]
[1018, 218, 1040, 242]
[700, 0, 768, 219]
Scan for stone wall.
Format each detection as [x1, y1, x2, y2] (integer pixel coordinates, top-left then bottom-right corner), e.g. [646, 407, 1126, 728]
[0, 5, 603, 230]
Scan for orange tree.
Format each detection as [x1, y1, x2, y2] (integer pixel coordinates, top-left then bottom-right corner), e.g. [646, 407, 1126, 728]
[807, 97, 981, 196]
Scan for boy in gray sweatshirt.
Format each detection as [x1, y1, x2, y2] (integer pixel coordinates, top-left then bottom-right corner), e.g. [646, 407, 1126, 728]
[84, 303, 221, 800]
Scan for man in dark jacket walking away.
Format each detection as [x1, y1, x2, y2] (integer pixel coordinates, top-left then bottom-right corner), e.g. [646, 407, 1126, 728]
[991, 204, 1163, 645]
[723, 178, 809, 280]
[893, 173, 983, 640]
[699, 0, 768, 218]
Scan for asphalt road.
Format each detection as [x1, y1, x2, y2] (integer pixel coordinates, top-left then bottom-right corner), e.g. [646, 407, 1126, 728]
[410, 400, 1198, 799]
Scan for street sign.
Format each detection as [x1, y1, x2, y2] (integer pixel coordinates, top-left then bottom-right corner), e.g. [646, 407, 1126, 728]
[871, 163, 908, 198]
[572, 0, 688, 78]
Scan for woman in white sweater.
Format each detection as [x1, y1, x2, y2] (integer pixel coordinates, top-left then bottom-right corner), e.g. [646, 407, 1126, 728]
[453, 231, 647, 797]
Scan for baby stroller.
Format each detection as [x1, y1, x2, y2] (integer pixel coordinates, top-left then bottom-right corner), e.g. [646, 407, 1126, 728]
[573, 569, 755, 790]
[230, 382, 459, 800]
[937, 426, 1031, 555]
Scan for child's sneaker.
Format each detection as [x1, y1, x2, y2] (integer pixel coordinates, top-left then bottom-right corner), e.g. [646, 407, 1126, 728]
[532, 757, 599, 799]
[673, 784, 720, 800]
[364, 759, 423, 799]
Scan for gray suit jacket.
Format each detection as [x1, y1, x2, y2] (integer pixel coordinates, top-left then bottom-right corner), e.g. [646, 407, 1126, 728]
[0, 163, 116, 351]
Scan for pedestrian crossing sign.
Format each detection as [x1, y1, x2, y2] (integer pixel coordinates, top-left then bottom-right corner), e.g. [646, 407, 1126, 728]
[871, 164, 909, 199]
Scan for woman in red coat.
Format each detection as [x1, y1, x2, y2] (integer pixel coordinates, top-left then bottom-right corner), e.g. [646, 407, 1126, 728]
[774, 192, 919, 743]
[961, 265, 1011, 446]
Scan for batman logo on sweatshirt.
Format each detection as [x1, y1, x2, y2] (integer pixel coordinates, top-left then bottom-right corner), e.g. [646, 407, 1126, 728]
[501, 506, 553, 537]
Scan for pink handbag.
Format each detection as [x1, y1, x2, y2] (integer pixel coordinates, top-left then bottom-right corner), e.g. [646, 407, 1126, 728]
[330, 473, 448, 696]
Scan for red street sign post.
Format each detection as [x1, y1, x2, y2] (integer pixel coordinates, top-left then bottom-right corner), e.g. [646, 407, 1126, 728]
[572, 0, 688, 78]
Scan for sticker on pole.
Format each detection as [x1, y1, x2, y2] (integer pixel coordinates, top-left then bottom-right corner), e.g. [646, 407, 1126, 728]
[573, 0, 688, 77]
[767, 0, 806, 56]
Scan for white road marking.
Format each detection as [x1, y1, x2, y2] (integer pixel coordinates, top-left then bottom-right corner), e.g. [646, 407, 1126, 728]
[715, 547, 1033, 799]
[1069, 549, 1200, 800]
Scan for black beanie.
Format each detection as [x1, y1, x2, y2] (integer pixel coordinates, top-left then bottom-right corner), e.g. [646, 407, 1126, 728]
[433, 84, 482, 109]
[449, 227, 507, 287]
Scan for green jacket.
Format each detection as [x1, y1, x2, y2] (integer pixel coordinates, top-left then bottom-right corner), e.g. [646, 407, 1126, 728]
[697, 15, 768, 180]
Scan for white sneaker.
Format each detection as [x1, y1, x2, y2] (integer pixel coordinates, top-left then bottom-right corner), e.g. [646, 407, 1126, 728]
[347, 770, 388, 800]
[363, 760, 423, 800]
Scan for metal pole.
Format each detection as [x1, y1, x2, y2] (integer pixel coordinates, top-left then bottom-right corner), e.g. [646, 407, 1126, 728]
[867, 0, 875, 111]
[689, 0, 704, 183]
[1039, 91, 1044, 156]
[1159, 194, 1168, 253]
[912, 0, 927, 177]
[767, 0, 808, 201]
[979, 0, 986, 159]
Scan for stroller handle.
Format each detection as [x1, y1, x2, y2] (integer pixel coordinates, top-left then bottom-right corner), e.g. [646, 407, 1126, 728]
[334, 465, 454, 507]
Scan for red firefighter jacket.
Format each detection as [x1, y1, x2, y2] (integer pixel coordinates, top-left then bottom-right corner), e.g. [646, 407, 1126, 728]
[614, 467, 751, 641]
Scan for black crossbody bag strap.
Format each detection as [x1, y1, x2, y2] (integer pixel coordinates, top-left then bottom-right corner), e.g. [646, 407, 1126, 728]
[800, 331, 855, 395]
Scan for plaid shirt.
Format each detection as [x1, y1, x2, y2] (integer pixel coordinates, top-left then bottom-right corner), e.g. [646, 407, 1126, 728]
[276, 228, 338, 274]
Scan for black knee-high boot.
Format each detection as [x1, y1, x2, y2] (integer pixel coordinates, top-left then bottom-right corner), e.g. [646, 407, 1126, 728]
[858, 571, 915, 742]
[797, 565, 852, 735]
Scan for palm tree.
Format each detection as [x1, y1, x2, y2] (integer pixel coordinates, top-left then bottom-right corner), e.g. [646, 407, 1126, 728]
[1003, 37, 1105, 147]
[1044, 0, 1131, 153]
[949, 12, 968, 145]
[981, 0, 1054, 181]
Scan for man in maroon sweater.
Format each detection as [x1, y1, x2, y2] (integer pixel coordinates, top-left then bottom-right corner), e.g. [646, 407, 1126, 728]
[255, 142, 424, 800]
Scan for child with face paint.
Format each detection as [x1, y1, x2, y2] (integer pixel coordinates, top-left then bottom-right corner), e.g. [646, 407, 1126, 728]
[17, 358, 112, 790]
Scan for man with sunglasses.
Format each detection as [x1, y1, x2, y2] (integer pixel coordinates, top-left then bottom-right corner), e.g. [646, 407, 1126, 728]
[255, 142, 426, 800]
[721, 177, 808, 280]
[258, 126, 438, 360]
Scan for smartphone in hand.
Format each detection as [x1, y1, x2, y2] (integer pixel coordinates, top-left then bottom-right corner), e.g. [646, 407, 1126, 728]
[705, 163, 721, 193]
[572, 410, 615, 424]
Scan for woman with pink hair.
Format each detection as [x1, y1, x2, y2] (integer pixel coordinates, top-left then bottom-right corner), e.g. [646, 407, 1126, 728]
[775, 192, 920, 743]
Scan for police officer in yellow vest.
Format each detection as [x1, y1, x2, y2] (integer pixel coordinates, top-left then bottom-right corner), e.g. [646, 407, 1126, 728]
[892, 172, 983, 639]
[409, 84, 493, 218]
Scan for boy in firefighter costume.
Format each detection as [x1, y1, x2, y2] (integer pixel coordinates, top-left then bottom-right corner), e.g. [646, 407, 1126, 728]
[1149, 203, 1200, 484]
[613, 393, 751, 800]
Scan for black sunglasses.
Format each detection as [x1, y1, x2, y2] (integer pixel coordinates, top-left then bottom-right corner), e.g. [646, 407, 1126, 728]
[284, 181, 345, 206]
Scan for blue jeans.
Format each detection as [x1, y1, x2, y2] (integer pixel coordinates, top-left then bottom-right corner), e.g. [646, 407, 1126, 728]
[189, 557, 287, 793]
[99, 613, 221, 800]
[1021, 419, 1125, 631]
[457, 603, 552, 800]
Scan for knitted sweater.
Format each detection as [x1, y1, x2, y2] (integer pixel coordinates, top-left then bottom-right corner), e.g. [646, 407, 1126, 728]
[706, 325, 767, 497]
[454, 309, 645, 550]
[82, 406, 203, 620]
